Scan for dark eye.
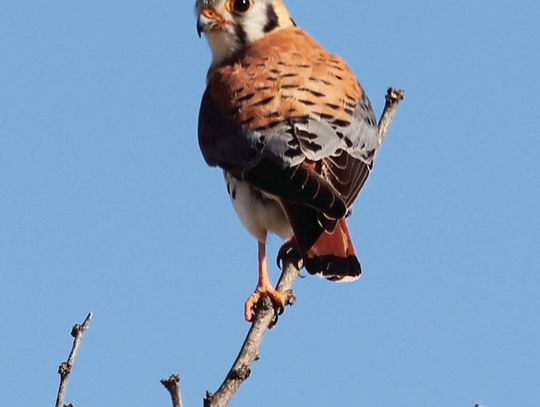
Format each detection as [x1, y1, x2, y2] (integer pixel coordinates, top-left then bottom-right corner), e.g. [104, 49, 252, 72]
[230, 0, 251, 13]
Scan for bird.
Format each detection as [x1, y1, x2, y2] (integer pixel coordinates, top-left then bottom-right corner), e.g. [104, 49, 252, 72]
[196, 0, 380, 322]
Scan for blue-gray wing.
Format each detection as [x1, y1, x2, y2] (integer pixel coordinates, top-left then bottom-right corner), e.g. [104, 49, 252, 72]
[198, 86, 379, 214]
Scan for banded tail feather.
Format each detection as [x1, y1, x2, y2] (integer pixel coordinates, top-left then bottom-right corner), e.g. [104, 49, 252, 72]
[283, 203, 362, 282]
[304, 218, 361, 282]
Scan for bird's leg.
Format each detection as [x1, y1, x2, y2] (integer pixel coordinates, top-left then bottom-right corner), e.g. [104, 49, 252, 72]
[244, 241, 286, 322]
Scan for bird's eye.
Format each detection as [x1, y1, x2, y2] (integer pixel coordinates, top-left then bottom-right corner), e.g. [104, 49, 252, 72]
[228, 0, 252, 14]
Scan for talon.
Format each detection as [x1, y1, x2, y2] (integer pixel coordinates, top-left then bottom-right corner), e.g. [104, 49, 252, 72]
[244, 286, 286, 322]
[276, 251, 284, 270]
[269, 312, 279, 329]
[277, 238, 297, 269]
[246, 241, 290, 325]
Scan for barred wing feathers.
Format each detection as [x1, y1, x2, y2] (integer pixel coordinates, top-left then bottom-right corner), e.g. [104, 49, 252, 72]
[198, 27, 378, 220]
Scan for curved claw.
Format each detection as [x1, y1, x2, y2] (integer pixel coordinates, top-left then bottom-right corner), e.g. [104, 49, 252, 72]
[269, 311, 279, 329]
[267, 293, 291, 328]
[268, 301, 285, 329]
[276, 304, 285, 316]
[276, 253, 283, 270]
[276, 238, 297, 269]
[244, 287, 286, 323]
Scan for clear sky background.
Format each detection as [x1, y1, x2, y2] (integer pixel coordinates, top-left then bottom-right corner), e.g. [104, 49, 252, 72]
[1, 1, 539, 406]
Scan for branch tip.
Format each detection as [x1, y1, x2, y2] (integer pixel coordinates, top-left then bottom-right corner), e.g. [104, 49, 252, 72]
[161, 373, 180, 387]
[161, 373, 183, 407]
[55, 312, 93, 407]
[386, 87, 405, 103]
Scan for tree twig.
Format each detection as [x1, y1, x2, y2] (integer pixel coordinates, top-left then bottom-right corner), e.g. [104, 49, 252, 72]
[161, 374, 184, 407]
[55, 312, 93, 407]
[377, 87, 405, 147]
[204, 252, 302, 407]
[203, 88, 405, 407]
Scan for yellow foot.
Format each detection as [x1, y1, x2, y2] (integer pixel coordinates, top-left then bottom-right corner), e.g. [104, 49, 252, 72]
[244, 286, 286, 322]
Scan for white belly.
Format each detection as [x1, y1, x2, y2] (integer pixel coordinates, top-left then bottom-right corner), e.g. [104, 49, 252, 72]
[224, 171, 293, 243]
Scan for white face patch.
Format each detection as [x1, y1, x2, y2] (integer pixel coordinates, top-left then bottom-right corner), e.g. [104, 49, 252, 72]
[202, 0, 291, 66]
[239, 2, 270, 44]
[205, 28, 240, 66]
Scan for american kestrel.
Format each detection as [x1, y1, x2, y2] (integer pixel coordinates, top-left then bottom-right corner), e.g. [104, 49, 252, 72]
[196, 0, 379, 321]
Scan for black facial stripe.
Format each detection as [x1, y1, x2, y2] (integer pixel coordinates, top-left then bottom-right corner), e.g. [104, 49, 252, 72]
[263, 4, 279, 33]
[235, 23, 248, 46]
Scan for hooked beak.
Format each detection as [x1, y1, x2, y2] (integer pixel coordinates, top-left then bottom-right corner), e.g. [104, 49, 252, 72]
[196, 8, 226, 38]
[196, 9, 214, 38]
[197, 15, 205, 38]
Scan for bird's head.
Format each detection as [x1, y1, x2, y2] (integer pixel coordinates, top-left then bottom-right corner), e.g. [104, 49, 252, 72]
[195, 0, 295, 65]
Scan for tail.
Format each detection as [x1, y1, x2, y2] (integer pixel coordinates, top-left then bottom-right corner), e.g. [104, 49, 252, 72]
[304, 218, 361, 282]
[283, 203, 362, 282]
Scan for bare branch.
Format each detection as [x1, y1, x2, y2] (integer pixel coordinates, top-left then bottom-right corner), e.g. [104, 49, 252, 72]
[55, 312, 93, 407]
[161, 374, 184, 407]
[377, 87, 405, 148]
[204, 252, 302, 407]
[203, 88, 405, 407]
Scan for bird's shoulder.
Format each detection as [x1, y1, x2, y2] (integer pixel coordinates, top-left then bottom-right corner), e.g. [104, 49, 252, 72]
[206, 27, 363, 131]
[198, 26, 379, 176]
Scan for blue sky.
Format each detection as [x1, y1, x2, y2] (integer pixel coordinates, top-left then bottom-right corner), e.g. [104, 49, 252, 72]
[1, 1, 539, 406]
